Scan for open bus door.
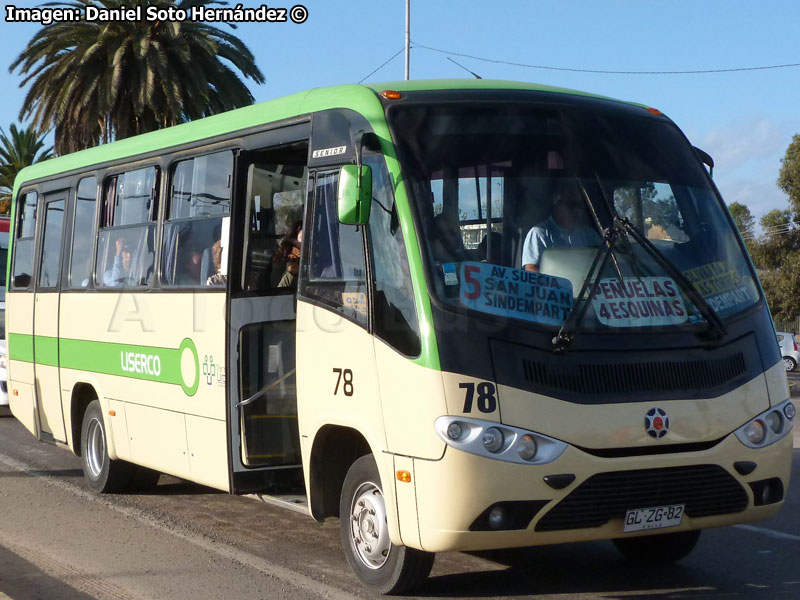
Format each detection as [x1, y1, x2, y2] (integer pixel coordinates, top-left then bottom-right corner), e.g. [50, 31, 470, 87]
[226, 127, 310, 496]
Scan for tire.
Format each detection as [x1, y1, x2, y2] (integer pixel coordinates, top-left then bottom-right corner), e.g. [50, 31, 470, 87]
[339, 455, 434, 595]
[783, 356, 796, 372]
[80, 400, 134, 493]
[613, 529, 701, 564]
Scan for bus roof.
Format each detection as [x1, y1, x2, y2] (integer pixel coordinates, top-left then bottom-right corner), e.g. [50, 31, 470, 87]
[12, 79, 640, 192]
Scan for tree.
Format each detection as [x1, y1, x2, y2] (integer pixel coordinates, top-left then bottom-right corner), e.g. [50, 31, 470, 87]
[760, 252, 800, 321]
[10, 0, 265, 155]
[727, 202, 755, 239]
[757, 208, 800, 269]
[778, 133, 800, 213]
[0, 123, 53, 213]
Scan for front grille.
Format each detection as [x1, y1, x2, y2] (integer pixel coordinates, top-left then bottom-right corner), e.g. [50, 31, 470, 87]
[535, 465, 747, 532]
[522, 353, 746, 397]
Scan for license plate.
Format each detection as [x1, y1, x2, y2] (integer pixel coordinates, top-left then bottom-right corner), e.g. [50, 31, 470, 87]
[623, 504, 685, 533]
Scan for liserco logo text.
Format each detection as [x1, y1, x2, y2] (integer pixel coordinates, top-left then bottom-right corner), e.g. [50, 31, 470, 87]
[120, 351, 162, 377]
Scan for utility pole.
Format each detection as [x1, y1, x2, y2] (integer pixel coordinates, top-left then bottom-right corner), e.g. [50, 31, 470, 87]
[405, 0, 410, 80]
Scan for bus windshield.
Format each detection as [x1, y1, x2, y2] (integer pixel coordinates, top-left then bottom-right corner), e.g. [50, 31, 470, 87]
[388, 101, 760, 333]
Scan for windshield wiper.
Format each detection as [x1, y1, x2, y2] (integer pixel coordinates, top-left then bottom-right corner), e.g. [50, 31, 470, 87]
[590, 175, 726, 341]
[552, 223, 619, 352]
[615, 216, 727, 340]
[552, 181, 621, 352]
[553, 178, 727, 352]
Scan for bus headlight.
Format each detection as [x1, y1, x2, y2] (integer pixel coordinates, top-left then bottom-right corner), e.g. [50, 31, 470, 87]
[764, 411, 783, 434]
[482, 428, 504, 453]
[434, 416, 567, 465]
[735, 399, 794, 448]
[785, 402, 796, 420]
[516, 434, 538, 461]
[446, 422, 464, 441]
[744, 420, 766, 444]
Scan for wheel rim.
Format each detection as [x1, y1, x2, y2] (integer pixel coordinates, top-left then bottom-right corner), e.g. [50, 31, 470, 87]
[86, 417, 105, 478]
[784, 357, 795, 371]
[348, 480, 392, 570]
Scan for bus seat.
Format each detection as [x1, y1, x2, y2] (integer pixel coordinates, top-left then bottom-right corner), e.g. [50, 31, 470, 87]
[538, 246, 596, 295]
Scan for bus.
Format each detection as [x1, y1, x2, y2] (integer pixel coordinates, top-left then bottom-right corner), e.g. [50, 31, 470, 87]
[6, 79, 794, 593]
[0, 215, 9, 411]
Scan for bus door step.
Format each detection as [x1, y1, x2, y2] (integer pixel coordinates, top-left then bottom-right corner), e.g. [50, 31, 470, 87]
[247, 492, 309, 516]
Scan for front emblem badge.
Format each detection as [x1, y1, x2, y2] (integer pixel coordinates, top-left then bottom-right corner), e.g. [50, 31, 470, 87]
[645, 408, 670, 439]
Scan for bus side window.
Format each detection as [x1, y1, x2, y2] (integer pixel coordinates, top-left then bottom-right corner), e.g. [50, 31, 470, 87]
[12, 190, 38, 289]
[69, 177, 97, 288]
[365, 155, 421, 356]
[241, 154, 307, 294]
[38, 199, 65, 288]
[300, 171, 368, 326]
[162, 151, 232, 288]
[95, 166, 158, 289]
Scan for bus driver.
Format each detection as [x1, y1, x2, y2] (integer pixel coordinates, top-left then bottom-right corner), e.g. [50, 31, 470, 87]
[522, 181, 600, 272]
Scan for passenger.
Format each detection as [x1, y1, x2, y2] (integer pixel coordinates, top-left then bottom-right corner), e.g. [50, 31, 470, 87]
[431, 213, 470, 262]
[103, 237, 135, 286]
[206, 240, 227, 286]
[476, 231, 502, 264]
[522, 182, 600, 272]
[273, 221, 303, 288]
[176, 244, 203, 286]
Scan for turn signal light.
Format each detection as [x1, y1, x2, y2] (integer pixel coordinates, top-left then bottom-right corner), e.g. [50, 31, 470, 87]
[396, 470, 411, 483]
[380, 90, 402, 100]
[109, 410, 116, 417]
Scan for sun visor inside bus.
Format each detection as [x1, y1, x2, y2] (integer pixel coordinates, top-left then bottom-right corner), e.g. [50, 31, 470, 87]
[309, 109, 374, 167]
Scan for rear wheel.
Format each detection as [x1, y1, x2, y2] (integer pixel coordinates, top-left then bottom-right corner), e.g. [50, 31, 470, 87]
[81, 400, 134, 493]
[613, 529, 701, 564]
[340, 455, 434, 594]
[783, 356, 796, 372]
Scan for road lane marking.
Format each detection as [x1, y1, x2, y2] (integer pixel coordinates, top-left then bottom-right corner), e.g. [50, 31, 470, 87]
[0, 451, 361, 600]
[735, 524, 800, 542]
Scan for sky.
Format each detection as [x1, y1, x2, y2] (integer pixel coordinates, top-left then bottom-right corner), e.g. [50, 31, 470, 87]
[1, 0, 799, 229]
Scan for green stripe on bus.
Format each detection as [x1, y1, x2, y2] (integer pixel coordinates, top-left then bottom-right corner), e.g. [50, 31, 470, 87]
[36, 336, 59, 367]
[8, 333, 34, 363]
[9, 334, 199, 396]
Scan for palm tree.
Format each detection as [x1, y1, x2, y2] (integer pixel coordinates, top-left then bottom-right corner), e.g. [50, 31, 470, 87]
[0, 124, 53, 212]
[10, 0, 265, 155]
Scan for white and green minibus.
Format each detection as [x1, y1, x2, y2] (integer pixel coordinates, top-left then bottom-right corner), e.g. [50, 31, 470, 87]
[6, 79, 794, 593]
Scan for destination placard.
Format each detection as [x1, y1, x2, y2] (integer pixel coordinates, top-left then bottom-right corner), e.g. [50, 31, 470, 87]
[682, 261, 758, 314]
[591, 277, 688, 327]
[457, 262, 573, 325]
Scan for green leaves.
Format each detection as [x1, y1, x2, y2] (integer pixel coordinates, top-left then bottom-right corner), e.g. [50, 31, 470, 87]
[11, 0, 265, 154]
[778, 133, 800, 213]
[729, 134, 800, 321]
[0, 123, 53, 211]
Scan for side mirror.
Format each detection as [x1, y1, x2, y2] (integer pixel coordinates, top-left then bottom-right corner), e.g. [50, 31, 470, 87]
[693, 146, 715, 178]
[338, 164, 372, 225]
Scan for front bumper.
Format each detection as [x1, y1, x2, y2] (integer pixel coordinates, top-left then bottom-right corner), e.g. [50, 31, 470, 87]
[410, 431, 792, 553]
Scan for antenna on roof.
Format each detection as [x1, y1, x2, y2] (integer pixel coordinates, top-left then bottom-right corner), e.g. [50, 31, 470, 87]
[447, 56, 483, 79]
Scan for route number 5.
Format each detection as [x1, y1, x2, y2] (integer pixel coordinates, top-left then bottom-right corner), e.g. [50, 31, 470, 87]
[463, 265, 481, 300]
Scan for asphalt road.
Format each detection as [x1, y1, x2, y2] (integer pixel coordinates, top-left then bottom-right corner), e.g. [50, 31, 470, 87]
[0, 414, 798, 600]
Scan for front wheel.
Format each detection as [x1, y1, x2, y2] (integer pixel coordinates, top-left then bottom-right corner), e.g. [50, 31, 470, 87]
[613, 529, 701, 564]
[81, 400, 134, 493]
[783, 356, 796, 372]
[340, 455, 434, 594]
